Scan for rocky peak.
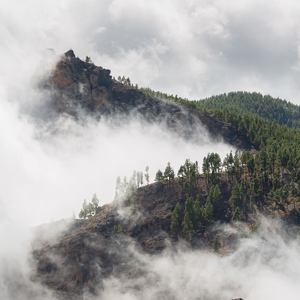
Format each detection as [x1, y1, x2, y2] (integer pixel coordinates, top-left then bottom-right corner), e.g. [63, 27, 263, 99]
[64, 49, 75, 58]
[44, 50, 255, 150]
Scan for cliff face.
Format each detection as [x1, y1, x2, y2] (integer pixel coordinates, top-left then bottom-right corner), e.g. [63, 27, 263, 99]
[45, 50, 254, 150]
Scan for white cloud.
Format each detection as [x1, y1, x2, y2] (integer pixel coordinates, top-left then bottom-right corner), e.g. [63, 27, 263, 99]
[96, 219, 300, 300]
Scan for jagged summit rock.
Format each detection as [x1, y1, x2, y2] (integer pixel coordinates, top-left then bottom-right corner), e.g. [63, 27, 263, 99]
[64, 49, 75, 58]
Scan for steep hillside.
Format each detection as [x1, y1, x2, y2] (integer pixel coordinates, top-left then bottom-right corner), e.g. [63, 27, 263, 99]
[197, 91, 300, 128]
[33, 166, 300, 299]
[32, 50, 300, 300]
[43, 50, 254, 151]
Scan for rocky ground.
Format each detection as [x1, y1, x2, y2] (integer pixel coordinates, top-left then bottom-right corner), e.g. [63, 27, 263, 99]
[32, 172, 300, 299]
[44, 50, 255, 151]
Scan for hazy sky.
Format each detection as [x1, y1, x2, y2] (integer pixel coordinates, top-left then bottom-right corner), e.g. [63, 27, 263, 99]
[2, 0, 300, 103]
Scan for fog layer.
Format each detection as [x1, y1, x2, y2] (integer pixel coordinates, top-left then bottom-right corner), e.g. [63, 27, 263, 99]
[97, 219, 300, 300]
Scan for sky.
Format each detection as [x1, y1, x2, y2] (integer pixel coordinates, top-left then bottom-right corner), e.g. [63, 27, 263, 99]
[2, 0, 300, 103]
[1, 1, 300, 299]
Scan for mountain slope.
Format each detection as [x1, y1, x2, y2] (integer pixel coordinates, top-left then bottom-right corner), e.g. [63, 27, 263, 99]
[197, 91, 300, 128]
[31, 50, 300, 299]
[33, 169, 300, 299]
[43, 50, 255, 151]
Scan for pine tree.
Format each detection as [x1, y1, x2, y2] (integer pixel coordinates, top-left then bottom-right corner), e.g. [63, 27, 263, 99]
[145, 166, 150, 185]
[232, 207, 241, 221]
[182, 197, 196, 234]
[184, 197, 196, 225]
[170, 202, 180, 233]
[79, 199, 88, 219]
[177, 165, 185, 188]
[164, 162, 174, 187]
[213, 184, 222, 202]
[182, 212, 193, 233]
[194, 194, 202, 222]
[204, 198, 214, 223]
[155, 169, 163, 182]
[92, 193, 99, 211]
[229, 184, 240, 210]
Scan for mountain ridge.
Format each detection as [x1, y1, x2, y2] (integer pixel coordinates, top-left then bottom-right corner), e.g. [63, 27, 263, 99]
[30, 50, 300, 299]
[33, 167, 300, 299]
[44, 50, 255, 151]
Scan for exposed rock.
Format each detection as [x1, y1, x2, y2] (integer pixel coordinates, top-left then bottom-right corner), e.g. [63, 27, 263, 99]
[32, 171, 300, 299]
[44, 50, 255, 150]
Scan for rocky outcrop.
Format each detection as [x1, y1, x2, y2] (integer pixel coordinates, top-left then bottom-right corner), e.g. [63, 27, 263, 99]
[33, 168, 300, 299]
[32, 176, 228, 299]
[45, 50, 255, 150]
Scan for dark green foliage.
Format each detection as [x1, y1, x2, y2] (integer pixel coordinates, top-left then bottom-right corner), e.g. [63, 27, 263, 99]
[117, 75, 132, 86]
[182, 211, 193, 233]
[78, 195, 99, 219]
[213, 184, 222, 202]
[204, 198, 214, 223]
[213, 234, 220, 252]
[145, 166, 150, 185]
[232, 207, 241, 221]
[223, 151, 235, 182]
[170, 203, 180, 233]
[85, 56, 94, 64]
[183, 197, 196, 229]
[194, 194, 202, 222]
[197, 91, 300, 129]
[164, 162, 175, 188]
[177, 165, 185, 188]
[108, 80, 300, 229]
[202, 153, 222, 185]
[229, 184, 240, 210]
[155, 169, 163, 182]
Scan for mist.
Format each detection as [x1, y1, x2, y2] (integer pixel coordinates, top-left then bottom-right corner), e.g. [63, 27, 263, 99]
[96, 219, 300, 300]
[0, 80, 234, 227]
[0, 47, 233, 299]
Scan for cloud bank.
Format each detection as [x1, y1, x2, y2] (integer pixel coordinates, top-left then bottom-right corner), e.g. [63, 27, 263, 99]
[2, 0, 300, 103]
[95, 219, 300, 300]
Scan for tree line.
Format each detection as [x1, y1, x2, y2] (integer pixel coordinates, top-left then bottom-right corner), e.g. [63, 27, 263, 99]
[166, 145, 300, 239]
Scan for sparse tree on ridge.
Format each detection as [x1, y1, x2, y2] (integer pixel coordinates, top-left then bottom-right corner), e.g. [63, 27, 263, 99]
[177, 165, 185, 188]
[164, 162, 175, 188]
[145, 166, 150, 185]
[85, 56, 94, 64]
[155, 169, 163, 182]
[92, 193, 99, 210]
